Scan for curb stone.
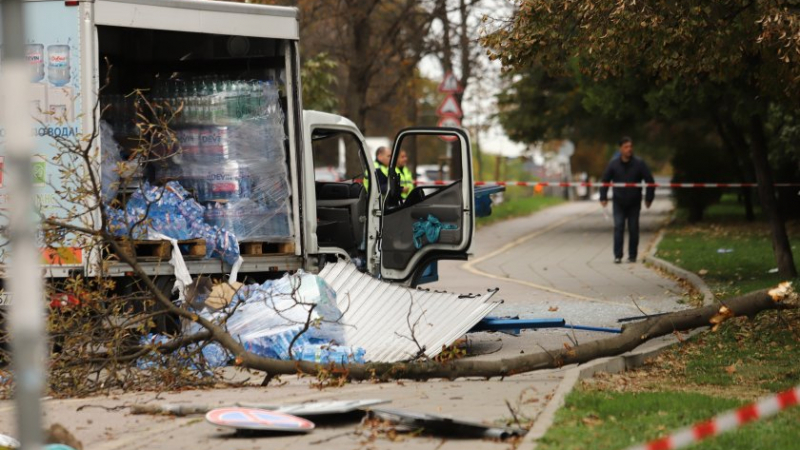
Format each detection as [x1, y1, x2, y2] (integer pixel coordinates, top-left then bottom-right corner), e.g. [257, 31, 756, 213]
[642, 229, 716, 306]
[525, 222, 714, 448]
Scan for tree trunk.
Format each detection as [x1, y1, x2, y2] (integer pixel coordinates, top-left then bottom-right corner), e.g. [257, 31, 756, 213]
[341, 0, 389, 132]
[714, 113, 755, 221]
[749, 114, 798, 278]
[345, 16, 371, 132]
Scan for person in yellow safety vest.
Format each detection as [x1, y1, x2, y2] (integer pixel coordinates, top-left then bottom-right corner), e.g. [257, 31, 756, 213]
[397, 149, 414, 199]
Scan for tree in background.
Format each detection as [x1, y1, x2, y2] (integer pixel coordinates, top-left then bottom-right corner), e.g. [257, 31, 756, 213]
[300, 52, 339, 112]
[293, 0, 437, 134]
[484, 0, 799, 278]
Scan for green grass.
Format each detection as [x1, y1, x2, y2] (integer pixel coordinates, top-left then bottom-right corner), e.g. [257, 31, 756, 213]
[539, 388, 800, 450]
[476, 190, 563, 228]
[539, 309, 800, 450]
[656, 195, 800, 297]
[676, 313, 800, 392]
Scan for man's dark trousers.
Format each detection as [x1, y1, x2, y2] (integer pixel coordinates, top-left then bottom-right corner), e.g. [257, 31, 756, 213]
[613, 201, 640, 261]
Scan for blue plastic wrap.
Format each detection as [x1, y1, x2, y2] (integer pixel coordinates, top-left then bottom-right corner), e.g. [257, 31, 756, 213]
[106, 181, 240, 265]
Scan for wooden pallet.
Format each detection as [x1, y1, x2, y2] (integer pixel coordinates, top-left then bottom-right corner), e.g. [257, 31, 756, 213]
[177, 238, 207, 258]
[115, 238, 206, 260]
[240, 241, 295, 256]
[117, 240, 171, 259]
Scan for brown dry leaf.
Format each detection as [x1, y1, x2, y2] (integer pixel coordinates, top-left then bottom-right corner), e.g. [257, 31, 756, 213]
[724, 364, 737, 374]
[548, 306, 559, 312]
[698, 269, 709, 276]
[710, 306, 735, 332]
[581, 414, 603, 427]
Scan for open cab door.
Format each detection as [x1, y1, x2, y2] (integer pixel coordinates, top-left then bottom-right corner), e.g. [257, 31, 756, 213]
[379, 128, 474, 283]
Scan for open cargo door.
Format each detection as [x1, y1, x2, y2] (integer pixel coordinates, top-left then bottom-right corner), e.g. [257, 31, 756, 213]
[379, 128, 474, 282]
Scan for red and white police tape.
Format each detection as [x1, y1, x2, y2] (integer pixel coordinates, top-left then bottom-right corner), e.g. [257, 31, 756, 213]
[626, 384, 800, 450]
[417, 180, 800, 188]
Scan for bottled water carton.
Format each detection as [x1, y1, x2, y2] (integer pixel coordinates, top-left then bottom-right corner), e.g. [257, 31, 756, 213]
[297, 344, 366, 364]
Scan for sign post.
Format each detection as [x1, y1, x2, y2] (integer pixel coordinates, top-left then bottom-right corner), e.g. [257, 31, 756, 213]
[2, 0, 46, 448]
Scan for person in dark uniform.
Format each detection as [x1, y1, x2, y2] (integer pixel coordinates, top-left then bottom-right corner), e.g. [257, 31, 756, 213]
[365, 146, 391, 195]
[599, 137, 655, 263]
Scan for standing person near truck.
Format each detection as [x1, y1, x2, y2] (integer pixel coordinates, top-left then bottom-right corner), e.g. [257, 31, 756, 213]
[599, 137, 655, 263]
[397, 149, 414, 199]
[365, 146, 391, 195]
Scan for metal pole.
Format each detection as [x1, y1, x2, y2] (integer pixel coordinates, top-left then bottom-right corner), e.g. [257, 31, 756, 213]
[2, 0, 46, 447]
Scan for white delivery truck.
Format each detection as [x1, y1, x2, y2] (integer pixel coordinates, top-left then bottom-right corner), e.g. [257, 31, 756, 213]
[0, 0, 477, 288]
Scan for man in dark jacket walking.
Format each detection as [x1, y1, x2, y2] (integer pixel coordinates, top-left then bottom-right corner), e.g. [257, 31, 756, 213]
[599, 137, 655, 263]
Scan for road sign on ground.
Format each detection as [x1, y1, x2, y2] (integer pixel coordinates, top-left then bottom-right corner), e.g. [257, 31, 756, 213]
[205, 407, 315, 432]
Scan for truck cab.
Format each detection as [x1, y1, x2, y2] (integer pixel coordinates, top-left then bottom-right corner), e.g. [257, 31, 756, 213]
[302, 112, 475, 284]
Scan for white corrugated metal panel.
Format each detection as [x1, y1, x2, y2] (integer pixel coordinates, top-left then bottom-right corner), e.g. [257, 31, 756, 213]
[319, 261, 501, 363]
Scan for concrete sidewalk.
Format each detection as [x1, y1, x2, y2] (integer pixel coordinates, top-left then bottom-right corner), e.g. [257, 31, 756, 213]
[0, 199, 687, 449]
[431, 198, 686, 357]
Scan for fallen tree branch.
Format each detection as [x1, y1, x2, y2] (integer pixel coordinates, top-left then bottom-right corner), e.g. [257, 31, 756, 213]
[75, 210, 793, 383]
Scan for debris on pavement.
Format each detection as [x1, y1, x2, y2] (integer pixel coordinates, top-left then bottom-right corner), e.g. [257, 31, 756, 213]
[319, 261, 501, 362]
[205, 407, 315, 433]
[470, 316, 621, 334]
[130, 399, 390, 417]
[140, 260, 500, 368]
[367, 407, 527, 439]
[149, 271, 365, 368]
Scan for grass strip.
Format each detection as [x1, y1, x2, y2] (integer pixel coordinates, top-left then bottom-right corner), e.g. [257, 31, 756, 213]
[476, 189, 563, 228]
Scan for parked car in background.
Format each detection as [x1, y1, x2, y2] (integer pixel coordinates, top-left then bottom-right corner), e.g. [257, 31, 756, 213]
[314, 166, 343, 182]
[416, 164, 450, 183]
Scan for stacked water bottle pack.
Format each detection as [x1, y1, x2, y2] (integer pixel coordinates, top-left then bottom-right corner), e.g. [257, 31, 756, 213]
[102, 76, 293, 245]
[106, 181, 240, 266]
[153, 78, 292, 242]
